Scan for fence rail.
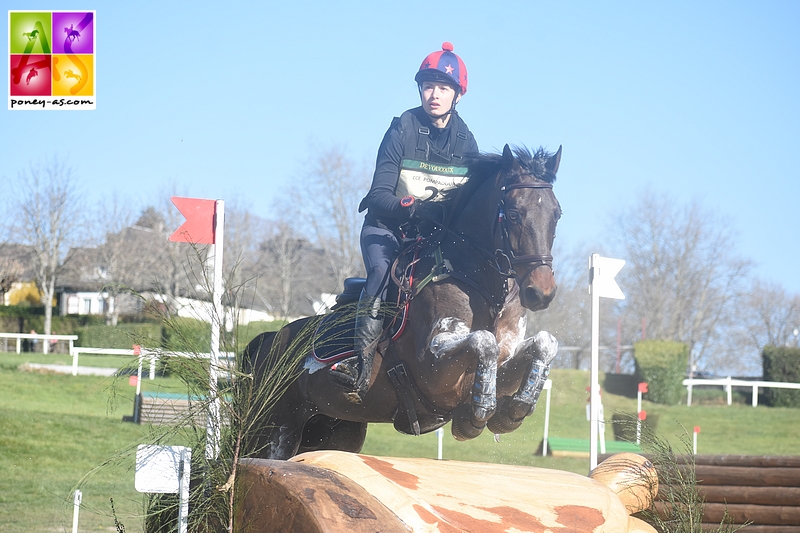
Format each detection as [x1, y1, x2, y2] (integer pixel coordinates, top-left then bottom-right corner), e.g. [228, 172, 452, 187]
[683, 377, 800, 407]
[0, 333, 78, 355]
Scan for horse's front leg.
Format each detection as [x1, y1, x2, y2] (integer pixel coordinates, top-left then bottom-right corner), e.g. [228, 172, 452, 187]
[488, 331, 558, 434]
[427, 318, 499, 440]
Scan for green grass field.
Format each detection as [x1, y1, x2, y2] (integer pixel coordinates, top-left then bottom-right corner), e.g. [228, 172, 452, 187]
[1, 351, 798, 532]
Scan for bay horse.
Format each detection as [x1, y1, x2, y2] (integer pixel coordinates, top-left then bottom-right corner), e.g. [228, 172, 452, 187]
[243, 144, 562, 460]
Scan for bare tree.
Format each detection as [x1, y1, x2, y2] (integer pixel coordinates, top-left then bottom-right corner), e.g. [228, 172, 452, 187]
[292, 146, 369, 291]
[734, 279, 800, 358]
[88, 195, 168, 325]
[12, 157, 84, 335]
[609, 188, 751, 374]
[254, 221, 320, 319]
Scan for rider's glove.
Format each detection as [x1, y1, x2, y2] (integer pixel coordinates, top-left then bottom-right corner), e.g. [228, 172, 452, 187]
[412, 201, 442, 222]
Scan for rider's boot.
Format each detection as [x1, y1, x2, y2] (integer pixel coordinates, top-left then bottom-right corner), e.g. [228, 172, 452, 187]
[329, 290, 383, 404]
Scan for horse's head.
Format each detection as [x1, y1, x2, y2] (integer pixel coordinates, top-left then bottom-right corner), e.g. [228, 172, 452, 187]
[495, 144, 562, 311]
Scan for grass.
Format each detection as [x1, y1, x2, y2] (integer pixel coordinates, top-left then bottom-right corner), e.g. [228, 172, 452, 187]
[1, 352, 799, 532]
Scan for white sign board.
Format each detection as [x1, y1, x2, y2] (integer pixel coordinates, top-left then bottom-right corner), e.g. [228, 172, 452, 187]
[135, 445, 190, 493]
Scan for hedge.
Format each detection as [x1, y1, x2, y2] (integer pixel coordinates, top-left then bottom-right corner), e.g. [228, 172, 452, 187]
[633, 340, 689, 405]
[76, 323, 163, 349]
[762, 345, 800, 408]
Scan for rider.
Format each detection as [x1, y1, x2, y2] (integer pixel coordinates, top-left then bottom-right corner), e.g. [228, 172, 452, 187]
[329, 42, 479, 403]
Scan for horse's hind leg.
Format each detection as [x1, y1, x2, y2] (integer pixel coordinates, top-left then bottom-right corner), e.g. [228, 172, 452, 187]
[298, 415, 367, 455]
[488, 331, 558, 434]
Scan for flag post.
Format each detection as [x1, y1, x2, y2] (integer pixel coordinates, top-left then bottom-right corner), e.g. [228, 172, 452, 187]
[207, 200, 224, 460]
[169, 196, 224, 461]
[588, 253, 625, 470]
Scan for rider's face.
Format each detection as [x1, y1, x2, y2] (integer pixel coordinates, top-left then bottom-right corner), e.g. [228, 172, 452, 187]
[420, 81, 460, 120]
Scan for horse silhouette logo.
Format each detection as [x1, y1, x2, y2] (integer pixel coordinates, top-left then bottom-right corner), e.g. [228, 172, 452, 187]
[26, 67, 38, 85]
[64, 69, 82, 83]
[64, 24, 81, 42]
[23, 29, 39, 41]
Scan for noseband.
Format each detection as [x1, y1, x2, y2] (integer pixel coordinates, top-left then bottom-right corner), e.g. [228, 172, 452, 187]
[495, 181, 555, 279]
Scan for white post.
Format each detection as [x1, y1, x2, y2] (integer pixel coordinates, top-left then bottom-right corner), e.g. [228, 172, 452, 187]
[588, 254, 625, 470]
[206, 200, 224, 461]
[542, 379, 552, 456]
[752, 385, 758, 407]
[71, 346, 79, 376]
[687, 379, 693, 406]
[637, 389, 643, 445]
[178, 448, 190, 533]
[726, 376, 733, 406]
[436, 427, 443, 460]
[589, 254, 601, 470]
[71, 490, 82, 533]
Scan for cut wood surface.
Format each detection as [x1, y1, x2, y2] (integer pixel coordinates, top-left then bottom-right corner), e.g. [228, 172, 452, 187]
[236, 451, 660, 532]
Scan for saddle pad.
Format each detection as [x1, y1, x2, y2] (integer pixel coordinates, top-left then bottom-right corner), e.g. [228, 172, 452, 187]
[312, 303, 409, 363]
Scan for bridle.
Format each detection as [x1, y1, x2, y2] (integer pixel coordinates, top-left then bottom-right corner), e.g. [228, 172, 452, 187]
[494, 180, 555, 281]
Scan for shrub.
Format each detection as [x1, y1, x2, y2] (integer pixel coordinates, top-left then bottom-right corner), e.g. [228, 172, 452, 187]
[634, 340, 688, 405]
[762, 345, 800, 408]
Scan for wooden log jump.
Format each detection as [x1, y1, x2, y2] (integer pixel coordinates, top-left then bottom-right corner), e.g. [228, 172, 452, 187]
[692, 455, 800, 532]
[235, 451, 660, 532]
[601, 454, 800, 532]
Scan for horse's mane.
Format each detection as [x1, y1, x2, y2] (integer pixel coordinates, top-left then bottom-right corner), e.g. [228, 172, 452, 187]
[441, 146, 557, 220]
[466, 146, 557, 184]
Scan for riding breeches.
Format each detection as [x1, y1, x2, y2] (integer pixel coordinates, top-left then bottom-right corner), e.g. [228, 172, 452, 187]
[360, 222, 400, 299]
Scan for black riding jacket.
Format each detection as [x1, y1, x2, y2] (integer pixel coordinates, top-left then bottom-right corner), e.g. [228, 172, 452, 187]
[360, 107, 478, 230]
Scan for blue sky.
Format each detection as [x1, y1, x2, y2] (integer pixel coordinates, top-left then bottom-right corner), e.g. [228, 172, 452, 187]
[4, 1, 799, 294]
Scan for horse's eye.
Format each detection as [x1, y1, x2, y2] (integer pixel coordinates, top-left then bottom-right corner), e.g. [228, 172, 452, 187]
[507, 210, 520, 223]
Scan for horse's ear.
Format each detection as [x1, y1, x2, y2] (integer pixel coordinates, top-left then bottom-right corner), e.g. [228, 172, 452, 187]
[546, 145, 562, 175]
[502, 144, 516, 172]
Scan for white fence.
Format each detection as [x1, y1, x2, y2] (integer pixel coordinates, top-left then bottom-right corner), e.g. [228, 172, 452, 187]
[0, 332, 78, 355]
[69, 346, 236, 377]
[683, 377, 800, 407]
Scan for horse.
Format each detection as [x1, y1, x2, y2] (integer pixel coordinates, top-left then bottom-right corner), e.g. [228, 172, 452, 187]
[243, 144, 562, 460]
[64, 25, 81, 42]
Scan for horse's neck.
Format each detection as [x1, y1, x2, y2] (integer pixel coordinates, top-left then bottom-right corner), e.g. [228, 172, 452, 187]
[452, 176, 501, 245]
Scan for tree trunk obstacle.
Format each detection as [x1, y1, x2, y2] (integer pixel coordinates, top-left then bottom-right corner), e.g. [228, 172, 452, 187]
[235, 451, 659, 532]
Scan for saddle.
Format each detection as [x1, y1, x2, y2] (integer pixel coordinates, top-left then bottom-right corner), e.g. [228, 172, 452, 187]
[311, 275, 411, 364]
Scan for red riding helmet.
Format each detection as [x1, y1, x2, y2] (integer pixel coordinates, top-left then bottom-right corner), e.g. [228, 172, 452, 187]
[415, 42, 468, 96]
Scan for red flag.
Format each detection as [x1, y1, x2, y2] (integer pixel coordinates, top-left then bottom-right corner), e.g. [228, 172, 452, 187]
[638, 410, 647, 420]
[128, 375, 139, 387]
[638, 382, 649, 393]
[169, 197, 216, 244]
[694, 426, 701, 434]
[133, 344, 141, 356]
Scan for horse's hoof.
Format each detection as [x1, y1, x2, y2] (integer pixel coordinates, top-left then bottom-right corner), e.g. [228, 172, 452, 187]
[451, 405, 485, 441]
[486, 397, 524, 434]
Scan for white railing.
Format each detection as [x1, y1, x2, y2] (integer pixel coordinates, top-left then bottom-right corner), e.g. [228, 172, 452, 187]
[69, 346, 235, 377]
[683, 376, 800, 407]
[0, 332, 78, 355]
